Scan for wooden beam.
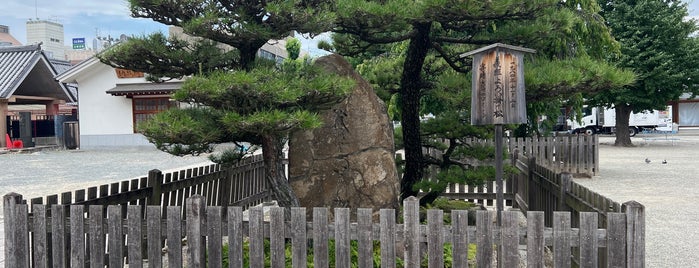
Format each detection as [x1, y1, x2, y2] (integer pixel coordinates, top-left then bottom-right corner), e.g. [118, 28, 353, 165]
[9, 95, 65, 102]
[0, 101, 7, 148]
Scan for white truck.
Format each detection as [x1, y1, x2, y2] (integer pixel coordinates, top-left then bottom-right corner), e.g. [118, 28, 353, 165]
[568, 106, 673, 136]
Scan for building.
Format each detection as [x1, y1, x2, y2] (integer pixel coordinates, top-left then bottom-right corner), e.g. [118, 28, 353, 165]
[65, 49, 96, 65]
[55, 29, 295, 148]
[0, 25, 22, 46]
[169, 26, 298, 62]
[55, 57, 182, 148]
[668, 94, 699, 127]
[0, 44, 76, 148]
[26, 19, 65, 60]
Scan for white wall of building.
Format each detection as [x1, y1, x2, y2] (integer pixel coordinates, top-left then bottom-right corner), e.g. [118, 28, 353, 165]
[77, 64, 132, 135]
[679, 102, 699, 127]
[68, 61, 152, 147]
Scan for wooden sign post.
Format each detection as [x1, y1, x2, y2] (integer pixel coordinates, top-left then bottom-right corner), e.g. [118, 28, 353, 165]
[461, 43, 535, 225]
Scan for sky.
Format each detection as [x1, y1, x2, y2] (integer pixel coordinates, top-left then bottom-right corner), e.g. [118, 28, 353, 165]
[1, 0, 330, 55]
[2, 0, 699, 54]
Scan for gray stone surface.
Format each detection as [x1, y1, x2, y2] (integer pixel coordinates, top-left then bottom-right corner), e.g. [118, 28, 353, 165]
[289, 54, 400, 219]
[575, 131, 699, 268]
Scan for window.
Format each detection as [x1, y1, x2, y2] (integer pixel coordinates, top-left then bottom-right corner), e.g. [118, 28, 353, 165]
[132, 97, 175, 132]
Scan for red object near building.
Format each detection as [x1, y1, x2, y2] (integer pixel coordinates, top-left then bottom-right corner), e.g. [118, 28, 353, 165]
[5, 134, 24, 149]
[12, 140, 23, 149]
[5, 134, 12, 149]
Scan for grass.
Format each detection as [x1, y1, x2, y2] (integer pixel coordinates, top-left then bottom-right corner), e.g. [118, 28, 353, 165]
[219, 240, 478, 268]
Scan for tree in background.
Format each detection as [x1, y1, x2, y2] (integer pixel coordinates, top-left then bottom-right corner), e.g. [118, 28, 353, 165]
[330, 0, 634, 203]
[592, 0, 699, 146]
[286, 37, 302, 61]
[98, 1, 355, 208]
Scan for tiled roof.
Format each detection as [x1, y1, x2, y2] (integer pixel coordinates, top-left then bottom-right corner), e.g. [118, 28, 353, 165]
[0, 45, 41, 98]
[49, 58, 73, 75]
[0, 44, 76, 102]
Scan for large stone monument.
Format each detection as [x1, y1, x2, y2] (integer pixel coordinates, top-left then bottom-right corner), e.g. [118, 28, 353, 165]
[289, 54, 400, 218]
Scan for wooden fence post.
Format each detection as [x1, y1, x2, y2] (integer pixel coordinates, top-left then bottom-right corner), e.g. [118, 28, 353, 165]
[593, 135, 599, 176]
[477, 210, 494, 266]
[380, 209, 396, 268]
[291, 207, 307, 268]
[559, 173, 572, 211]
[186, 195, 207, 268]
[623, 201, 645, 267]
[527, 156, 537, 211]
[511, 149, 519, 209]
[148, 169, 163, 206]
[4, 193, 29, 268]
[107, 205, 124, 267]
[218, 167, 232, 217]
[335, 208, 351, 268]
[552, 211, 571, 268]
[403, 196, 420, 268]
[527, 211, 545, 267]
[52, 204, 69, 267]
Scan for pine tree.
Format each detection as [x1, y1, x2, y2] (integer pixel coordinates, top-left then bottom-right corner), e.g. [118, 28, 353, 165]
[593, 0, 699, 146]
[332, 0, 634, 203]
[98, 1, 354, 208]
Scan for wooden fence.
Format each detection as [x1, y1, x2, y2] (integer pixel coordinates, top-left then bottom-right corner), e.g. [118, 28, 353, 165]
[3, 194, 645, 268]
[433, 135, 635, 267]
[26, 154, 274, 218]
[441, 178, 514, 208]
[510, 152, 636, 268]
[509, 135, 599, 177]
[511, 152, 618, 228]
[434, 135, 597, 207]
[26, 135, 595, 214]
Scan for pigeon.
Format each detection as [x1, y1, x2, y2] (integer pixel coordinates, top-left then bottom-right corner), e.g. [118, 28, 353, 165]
[645, 158, 651, 164]
[662, 159, 667, 164]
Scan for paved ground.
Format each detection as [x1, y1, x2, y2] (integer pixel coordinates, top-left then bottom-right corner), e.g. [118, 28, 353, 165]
[0, 146, 214, 200]
[1, 132, 698, 266]
[576, 131, 699, 268]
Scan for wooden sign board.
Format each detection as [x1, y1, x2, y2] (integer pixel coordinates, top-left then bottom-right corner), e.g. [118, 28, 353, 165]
[115, 68, 145, 79]
[461, 43, 534, 125]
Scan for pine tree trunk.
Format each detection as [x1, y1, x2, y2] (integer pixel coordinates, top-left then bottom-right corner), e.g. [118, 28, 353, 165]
[239, 41, 266, 70]
[261, 134, 300, 209]
[240, 47, 257, 70]
[399, 22, 432, 201]
[614, 104, 634, 147]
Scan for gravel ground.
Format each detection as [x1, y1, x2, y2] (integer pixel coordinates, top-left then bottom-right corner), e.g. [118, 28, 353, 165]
[0, 147, 215, 199]
[576, 131, 699, 268]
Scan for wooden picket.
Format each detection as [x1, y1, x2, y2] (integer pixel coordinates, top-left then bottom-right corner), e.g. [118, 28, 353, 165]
[26, 154, 275, 217]
[4, 194, 645, 268]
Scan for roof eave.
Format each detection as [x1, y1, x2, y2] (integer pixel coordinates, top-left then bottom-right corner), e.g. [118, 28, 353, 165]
[54, 56, 100, 83]
[1, 50, 42, 99]
[460, 43, 537, 58]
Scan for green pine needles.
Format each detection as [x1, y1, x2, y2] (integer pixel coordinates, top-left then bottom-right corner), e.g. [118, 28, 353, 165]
[138, 62, 355, 160]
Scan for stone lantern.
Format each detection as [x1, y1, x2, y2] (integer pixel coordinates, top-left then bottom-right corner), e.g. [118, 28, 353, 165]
[461, 43, 535, 224]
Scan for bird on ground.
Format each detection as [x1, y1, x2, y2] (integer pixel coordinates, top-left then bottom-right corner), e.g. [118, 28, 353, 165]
[662, 160, 667, 164]
[645, 158, 651, 164]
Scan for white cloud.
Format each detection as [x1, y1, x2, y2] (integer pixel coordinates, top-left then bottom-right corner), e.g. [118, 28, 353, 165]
[2, 0, 167, 46]
[3, 0, 131, 22]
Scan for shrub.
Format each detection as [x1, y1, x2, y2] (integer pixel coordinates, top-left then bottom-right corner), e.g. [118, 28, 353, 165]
[220, 238, 477, 267]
